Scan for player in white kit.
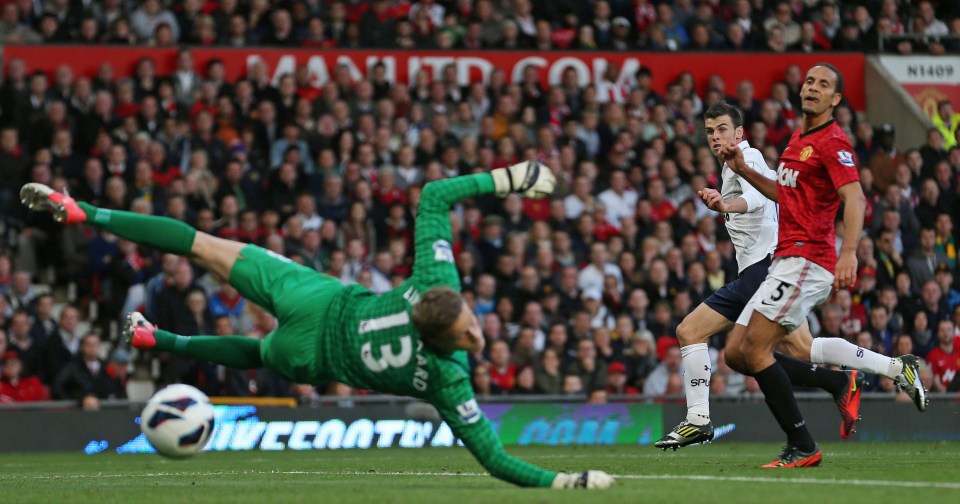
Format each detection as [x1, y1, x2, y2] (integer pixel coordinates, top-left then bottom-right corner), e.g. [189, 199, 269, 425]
[655, 101, 927, 451]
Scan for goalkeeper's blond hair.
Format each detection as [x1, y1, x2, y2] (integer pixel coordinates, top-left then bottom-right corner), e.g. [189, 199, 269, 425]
[412, 286, 464, 354]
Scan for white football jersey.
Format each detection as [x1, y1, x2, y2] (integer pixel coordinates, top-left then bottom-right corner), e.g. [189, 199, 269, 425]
[721, 140, 778, 273]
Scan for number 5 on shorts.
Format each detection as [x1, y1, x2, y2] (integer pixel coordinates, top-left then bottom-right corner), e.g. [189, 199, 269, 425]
[770, 281, 791, 302]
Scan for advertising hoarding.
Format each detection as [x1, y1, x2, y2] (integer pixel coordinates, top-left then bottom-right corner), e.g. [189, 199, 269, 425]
[108, 402, 663, 455]
[4, 46, 866, 109]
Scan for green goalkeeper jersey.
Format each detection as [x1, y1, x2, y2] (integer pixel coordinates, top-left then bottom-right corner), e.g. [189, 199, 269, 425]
[301, 174, 556, 488]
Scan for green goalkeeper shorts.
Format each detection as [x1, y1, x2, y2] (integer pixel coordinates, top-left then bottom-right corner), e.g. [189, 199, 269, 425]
[228, 244, 342, 384]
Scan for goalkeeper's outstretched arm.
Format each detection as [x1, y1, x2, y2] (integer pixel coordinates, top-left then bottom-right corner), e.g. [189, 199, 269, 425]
[433, 379, 613, 489]
[410, 173, 494, 290]
[410, 163, 556, 290]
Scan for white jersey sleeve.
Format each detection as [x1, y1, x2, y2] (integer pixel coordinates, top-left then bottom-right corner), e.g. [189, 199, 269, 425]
[739, 151, 770, 212]
[721, 141, 779, 273]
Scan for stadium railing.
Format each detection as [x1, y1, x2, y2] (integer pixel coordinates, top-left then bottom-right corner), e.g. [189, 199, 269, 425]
[878, 32, 960, 52]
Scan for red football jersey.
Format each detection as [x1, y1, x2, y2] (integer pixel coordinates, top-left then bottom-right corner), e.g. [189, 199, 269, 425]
[926, 337, 960, 390]
[774, 120, 860, 273]
[489, 363, 517, 392]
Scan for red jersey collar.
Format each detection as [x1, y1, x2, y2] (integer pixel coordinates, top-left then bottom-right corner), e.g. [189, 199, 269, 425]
[800, 118, 836, 138]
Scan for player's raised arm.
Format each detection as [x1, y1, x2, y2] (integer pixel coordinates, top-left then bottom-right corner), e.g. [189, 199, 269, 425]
[411, 163, 555, 290]
[410, 174, 492, 290]
[432, 378, 613, 489]
[736, 150, 777, 211]
[719, 143, 779, 202]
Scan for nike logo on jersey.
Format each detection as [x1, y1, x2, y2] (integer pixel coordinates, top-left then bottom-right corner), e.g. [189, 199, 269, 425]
[760, 299, 775, 306]
[776, 163, 799, 188]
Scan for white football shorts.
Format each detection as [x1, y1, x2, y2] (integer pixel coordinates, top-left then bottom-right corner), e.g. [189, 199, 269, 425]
[736, 256, 834, 332]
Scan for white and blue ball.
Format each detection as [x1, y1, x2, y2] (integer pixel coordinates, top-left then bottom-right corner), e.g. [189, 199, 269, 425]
[140, 384, 215, 458]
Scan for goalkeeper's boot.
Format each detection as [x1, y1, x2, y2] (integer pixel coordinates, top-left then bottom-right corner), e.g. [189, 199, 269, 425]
[894, 354, 928, 412]
[654, 420, 714, 451]
[124, 312, 157, 350]
[761, 444, 822, 468]
[835, 370, 864, 439]
[20, 183, 87, 224]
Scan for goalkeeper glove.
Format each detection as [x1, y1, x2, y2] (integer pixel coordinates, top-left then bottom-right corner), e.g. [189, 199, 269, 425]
[551, 470, 615, 489]
[491, 160, 556, 199]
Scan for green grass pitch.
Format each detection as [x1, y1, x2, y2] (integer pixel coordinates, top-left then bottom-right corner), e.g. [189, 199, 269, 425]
[2, 443, 958, 503]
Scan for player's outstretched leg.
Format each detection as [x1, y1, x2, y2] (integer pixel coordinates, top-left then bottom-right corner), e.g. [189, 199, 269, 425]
[124, 312, 263, 369]
[654, 304, 730, 450]
[22, 182, 244, 285]
[783, 324, 928, 412]
[21, 183, 196, 256]
[808, 338, 928, 412]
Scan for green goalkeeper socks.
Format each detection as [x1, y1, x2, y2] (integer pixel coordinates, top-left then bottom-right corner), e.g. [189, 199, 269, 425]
[78, 202, 196, 256]
[154, 329, 264, 369]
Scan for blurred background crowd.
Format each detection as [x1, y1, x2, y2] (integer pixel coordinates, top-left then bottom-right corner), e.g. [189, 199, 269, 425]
[0, 0, 959, 408]
[0, 0, 958, 53]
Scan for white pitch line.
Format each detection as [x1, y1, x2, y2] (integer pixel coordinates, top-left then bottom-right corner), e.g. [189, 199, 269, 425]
[3, 469, 960, 490]
[612, 474, 960, 490]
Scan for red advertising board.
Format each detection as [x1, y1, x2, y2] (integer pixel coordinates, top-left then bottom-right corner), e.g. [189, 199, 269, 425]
[3, 46, 865, 110]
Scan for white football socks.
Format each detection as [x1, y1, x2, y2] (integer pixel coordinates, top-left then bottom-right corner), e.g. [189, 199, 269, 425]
[680, 343, 712, 425]
[810, 337, 903, 379]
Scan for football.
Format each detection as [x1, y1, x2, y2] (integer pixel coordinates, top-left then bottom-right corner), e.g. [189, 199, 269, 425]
[140, 384, 215, 459]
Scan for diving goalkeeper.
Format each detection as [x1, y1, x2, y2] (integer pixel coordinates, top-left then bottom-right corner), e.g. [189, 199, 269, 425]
[21, 163, 613, 489]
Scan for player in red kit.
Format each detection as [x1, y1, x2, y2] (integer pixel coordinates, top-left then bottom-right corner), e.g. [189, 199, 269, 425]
[719, 63, 867, 468]
[927, 320, 960, 392]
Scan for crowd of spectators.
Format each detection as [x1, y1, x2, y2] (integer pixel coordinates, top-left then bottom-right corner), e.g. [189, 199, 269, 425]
[1, 3, 959, 409]
[0, 0, 958, 54]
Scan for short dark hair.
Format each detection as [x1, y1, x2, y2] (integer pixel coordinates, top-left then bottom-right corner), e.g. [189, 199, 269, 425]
[81, 332, 101, 345]
[412, 286, 465, 354]
[812, 62, 844, 94]
[703, 101, 743, 128]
